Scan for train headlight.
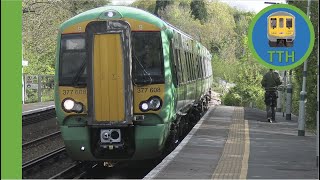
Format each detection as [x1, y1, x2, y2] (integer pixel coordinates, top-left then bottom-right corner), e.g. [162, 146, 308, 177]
[139, 102, 149, 112]
[62, 98, 84, 113]
[149, 96, 162, 110]
[139, 96, 162, 112]
[63, 99, 75, 111]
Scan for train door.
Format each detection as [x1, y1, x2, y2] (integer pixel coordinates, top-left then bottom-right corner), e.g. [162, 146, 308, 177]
[278, 17, 285, 35]
[86, 21, 133, 125]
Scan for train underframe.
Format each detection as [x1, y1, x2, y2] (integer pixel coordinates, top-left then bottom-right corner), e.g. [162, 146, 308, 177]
[164, 93, 212, 154]
[268, 38, 294, 47]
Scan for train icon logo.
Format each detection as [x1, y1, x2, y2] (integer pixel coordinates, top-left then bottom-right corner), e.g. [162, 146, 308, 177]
[267, 11, 295, 47]
[249, 4, 314, 70]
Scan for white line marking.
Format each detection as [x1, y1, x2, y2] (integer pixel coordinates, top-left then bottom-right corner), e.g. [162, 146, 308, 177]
[22, 105, 55, 116]
[143, 107, 214, 180]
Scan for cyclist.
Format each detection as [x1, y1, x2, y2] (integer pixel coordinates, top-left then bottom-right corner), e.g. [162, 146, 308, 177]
[261, 69, 282, 123]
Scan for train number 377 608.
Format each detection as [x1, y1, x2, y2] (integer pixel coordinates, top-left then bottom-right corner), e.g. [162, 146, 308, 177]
[137, 87, 161, 93]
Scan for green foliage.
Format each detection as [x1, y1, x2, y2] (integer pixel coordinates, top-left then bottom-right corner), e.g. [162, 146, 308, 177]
[223, 91, 242, 106]
[25, 89, 54, 103]
[154, 0, 173, 16]
[222, 60, 266, 109]
[22, 0, 110, 75]
[288, 1, 318, 130]
[155, 0, 265, 109]
[131, 0, 157, 13]
[190, 0, 208, 23]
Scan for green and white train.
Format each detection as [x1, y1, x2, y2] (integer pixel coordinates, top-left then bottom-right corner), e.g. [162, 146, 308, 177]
[54, 6, 212, 162]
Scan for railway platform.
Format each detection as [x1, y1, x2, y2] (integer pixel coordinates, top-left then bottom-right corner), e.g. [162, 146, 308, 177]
[144, 106, 318, 179]
[22, 101, 55, 116]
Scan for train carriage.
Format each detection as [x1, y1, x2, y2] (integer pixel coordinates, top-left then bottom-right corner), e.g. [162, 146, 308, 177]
[267, 11, 295, 47]
[55, 6, 212, 163]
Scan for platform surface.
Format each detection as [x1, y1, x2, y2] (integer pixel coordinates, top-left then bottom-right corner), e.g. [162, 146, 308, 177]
[144, 106, 318, 179]
[22, 101, 55, 115]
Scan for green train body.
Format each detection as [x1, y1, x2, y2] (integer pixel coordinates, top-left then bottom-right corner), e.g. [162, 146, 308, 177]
[54, 6, 212, 162]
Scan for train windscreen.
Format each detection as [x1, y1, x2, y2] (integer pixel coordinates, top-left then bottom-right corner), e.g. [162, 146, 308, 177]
[59, 34, 87, 86]
[132, 32, 164, 84]
[271, 18, 277, 28]
[286, 18, 293, 28]
[279, 18, 284, 28]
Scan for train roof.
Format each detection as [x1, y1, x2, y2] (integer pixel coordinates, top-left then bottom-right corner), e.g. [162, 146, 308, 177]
[59, 6, 211, 58]
[268, 11, 294, 17]
[60, 6, 166, 32]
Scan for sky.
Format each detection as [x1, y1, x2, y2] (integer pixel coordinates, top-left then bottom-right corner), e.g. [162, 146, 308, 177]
[221, 0, 287, 12]
[110, 0, 287, 12]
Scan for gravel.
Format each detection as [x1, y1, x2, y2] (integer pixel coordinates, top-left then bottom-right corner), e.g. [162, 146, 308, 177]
[22, 135, 65, 163]
[22, 117, 60, 144]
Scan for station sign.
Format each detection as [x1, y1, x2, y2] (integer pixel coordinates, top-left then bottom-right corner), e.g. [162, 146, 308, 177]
[248, 4, 315, 70]
[25, 75, 38, 89]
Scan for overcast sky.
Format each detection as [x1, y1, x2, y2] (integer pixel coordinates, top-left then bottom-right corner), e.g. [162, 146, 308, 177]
[110, 0, 287, 12]
[221, 0, 287, 12]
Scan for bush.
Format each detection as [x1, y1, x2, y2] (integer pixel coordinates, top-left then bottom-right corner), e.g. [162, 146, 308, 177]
[223, 91, 242, 106]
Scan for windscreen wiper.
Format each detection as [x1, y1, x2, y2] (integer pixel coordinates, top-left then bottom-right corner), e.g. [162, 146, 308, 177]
[132, 51, 153, 85]
[72, 61, 86, 87]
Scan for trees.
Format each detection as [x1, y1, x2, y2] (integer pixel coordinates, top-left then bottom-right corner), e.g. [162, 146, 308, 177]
[190, 0, 208, 23]
[154, 0, 262, 108]
[287, 1, 319, 130]
[154, 0, 173, 17]
[22, 0, 110, 75]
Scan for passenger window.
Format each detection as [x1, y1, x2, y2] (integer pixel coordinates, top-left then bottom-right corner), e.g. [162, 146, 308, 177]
[178, 50, 184, 84]
[185, 52, 189, 82]
[181, 51, 187, 83]
[190, 53, 194, 81]
[176, 49, 183, 84]
[197, 56, 201, 79]
[270, 18, 277, 29]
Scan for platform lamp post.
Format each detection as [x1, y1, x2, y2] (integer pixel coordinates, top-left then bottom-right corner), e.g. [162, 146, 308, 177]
[298, 0, 311, 137]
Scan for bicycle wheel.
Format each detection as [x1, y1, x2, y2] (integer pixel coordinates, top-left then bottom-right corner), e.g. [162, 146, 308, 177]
[266, 105, 272, 120]
[271, 105, 276, 121]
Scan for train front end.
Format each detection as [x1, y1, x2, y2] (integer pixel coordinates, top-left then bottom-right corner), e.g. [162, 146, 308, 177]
[54, 7, 171, 161]
[267, 11, 295, 47]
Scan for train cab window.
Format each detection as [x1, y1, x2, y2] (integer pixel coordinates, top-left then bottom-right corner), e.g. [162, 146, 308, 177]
[286, 18, 293, 28]
[270, 18, 277, 29]
[132, 32, 164, 84]
[59, 34, 87, 85]
[279, 18, 284, 28]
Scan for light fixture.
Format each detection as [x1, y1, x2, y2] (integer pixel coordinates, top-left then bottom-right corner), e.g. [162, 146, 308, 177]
[61, 98, 84, 113]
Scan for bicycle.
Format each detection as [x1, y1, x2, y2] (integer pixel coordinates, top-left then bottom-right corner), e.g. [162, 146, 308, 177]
[265, 90, 278, 123]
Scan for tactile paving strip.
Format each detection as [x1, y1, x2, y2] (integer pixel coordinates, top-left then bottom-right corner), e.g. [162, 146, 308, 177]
[212, 107, 250, 179]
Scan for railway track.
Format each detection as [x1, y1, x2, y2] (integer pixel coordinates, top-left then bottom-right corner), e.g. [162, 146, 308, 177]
[49, 162, 98, 179]
[22, 147, 67, 178]
[22, 108, 56, 126]
[23, 131, 61, 148]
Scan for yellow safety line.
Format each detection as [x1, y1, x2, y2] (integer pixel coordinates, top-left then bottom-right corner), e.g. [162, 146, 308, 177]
[211, 107, 250, 179]
[240, 120, 250, 179]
